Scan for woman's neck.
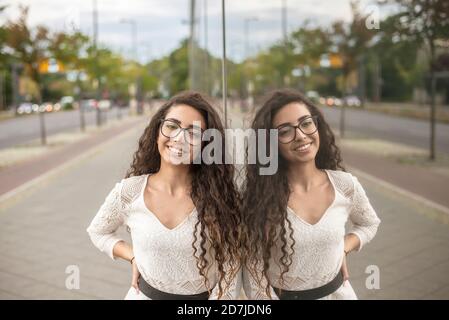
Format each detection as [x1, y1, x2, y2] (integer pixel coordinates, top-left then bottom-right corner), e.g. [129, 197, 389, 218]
[287, 161, 323, 192]
[153, 161, 191, 195]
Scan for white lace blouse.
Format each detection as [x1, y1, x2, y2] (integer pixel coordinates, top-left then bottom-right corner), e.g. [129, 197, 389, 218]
[86, 174, 242, 300]
[242, 170, 381, 300]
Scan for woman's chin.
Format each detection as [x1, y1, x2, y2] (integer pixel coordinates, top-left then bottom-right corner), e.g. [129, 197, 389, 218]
[289, 153, 316, 164]
[162, 153, 192, 166]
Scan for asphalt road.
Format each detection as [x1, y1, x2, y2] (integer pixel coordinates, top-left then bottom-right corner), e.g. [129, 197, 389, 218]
[0, 107, 129, 149]
[320, 106, 449, 153]
[1, 105, 448, 154]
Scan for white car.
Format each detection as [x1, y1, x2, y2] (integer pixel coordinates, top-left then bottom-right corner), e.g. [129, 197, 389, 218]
[344, 95, 362, 107]
[17, 102, 34, 114]
[80, 99, 97, 111]
[39, 102, 54, 113]
[98, 100, 111, 110]
[306, 91, 320, 103]
[60, 96, 75, 109]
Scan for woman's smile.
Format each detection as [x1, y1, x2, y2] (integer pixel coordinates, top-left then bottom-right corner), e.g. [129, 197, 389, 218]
[293, 142, 313, 153]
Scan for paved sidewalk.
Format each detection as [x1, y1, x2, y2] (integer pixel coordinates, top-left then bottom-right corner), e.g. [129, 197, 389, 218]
[340, 145, 449, 211]
[0, 121, 145, 299]
[346, 175, 449, 299]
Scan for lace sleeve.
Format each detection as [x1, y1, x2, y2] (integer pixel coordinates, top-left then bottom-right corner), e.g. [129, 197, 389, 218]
[86, 181, 126, 260]
[347, 176, 381, 251]
[242, 262, 279, 300]
[209, 265, 243, 300]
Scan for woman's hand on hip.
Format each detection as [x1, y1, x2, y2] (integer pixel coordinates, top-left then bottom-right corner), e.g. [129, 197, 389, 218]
[131, 258, 141, 293]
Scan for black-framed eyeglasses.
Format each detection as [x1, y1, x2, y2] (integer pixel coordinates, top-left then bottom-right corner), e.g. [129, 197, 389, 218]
[160, 119, 203, 146]
[276, 115, 318, 144]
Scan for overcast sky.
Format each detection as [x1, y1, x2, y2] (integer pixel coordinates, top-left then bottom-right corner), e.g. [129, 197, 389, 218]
[1, 0, 387, 62]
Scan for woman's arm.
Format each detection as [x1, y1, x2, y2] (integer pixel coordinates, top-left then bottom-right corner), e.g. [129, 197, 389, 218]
[86, 182, 126, 259]
[341, 233, 361, 281]
[113, 240, 141, 293]
[346, 176, 381, 251]
[112, 240, 134, 262]
[86, 181, 142, 292]
[344, 233, 361, 254]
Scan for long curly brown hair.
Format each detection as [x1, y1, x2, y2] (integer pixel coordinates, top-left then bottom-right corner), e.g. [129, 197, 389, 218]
[242, 88, 344, 298]
[125, 91, 241, 298]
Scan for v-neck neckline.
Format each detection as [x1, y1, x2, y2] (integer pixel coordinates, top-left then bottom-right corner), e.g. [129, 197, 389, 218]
[139, 174, 196, 232]
[287, 169, 338, 227]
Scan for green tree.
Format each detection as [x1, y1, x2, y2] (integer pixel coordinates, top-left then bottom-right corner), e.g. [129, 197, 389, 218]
[0, 3, 10, 109]
[289, 23, 332, 92]
[329, 1, 375, 98]
[4, 6, 49, 102]
[370, 14, 424, 101]
[387, 0, 449, 159]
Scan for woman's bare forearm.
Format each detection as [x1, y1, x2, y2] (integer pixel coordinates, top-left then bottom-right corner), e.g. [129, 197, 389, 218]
[344, 233, 361, 254]
[112, 240, 134, 262]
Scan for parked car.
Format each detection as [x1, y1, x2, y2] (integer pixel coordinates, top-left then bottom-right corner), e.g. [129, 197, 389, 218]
[80, 99, 97, 111]
[325, 96, 342, 107]
[39, 102, 54, 113]
[60, 96, 75, 110]
[98, 99, 111, 110]
[344, 95, 362, 107]
[53, 102, 62, 111]
[306, 91, 320, 104]
[17, 102, 35, 115]
[319, 96, 326, 105]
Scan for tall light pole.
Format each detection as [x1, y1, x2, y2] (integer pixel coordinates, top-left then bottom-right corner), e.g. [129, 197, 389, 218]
[244, 17, 258, 60]
[221, 0, 228, 127]
[120, 19, 137, 61]
[141, 42, 153, 62]
[93, 0, 98, 49]
[11, 63, 20, 115]
[243, 17, 258, 110]
[203, 0, 209, 95]
[282, 0, 287, 44]
[281, 0, 288, 86]
[0, 70, 4, 110]
[120, 18, 139, 114]
[92, 0, 102, 126]
[189, 0, 196, 90]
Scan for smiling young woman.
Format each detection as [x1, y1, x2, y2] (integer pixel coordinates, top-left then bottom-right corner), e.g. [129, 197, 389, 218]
[86, 91, 242, 300]
[241, 88, 381, 300]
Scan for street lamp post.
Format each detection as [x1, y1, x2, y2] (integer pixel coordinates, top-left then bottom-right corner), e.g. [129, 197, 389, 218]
[281, 0, 288, 86]
[282, 0, 287, 44]
[189, 0, 196, 91]
[244, 17, 258, 61]
[221, 0, 228, 127]
[120, 18, 140, 114]
[11, 63, 21, 115]
[92, 0, 102, 127]
[120, 19, 137, 61]
[75, 72, 85, 132]
[203, 0, 209, 95]
[243, 17, 258, 111]
[0, 70, 5, 110]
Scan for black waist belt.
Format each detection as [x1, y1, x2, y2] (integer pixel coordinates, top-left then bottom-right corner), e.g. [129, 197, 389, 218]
[137, 277, 210, 300]
[272, 271, 344, 300]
